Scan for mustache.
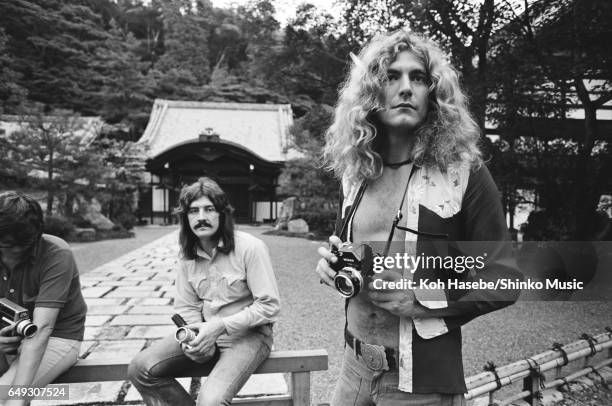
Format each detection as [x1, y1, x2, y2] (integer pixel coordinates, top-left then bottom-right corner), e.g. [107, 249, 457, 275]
[194, 220, 213, 229]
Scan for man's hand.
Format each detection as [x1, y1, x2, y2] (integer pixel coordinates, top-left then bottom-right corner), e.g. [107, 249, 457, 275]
[0, 325, 21, 355]
[316, 235, 342, 287]
[367, 269, 428, 318]
[181, 319, 225, 363]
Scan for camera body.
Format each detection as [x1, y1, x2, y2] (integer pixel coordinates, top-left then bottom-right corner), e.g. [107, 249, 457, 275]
[330, 243, 364, 298]
[0, 298, 38, 338]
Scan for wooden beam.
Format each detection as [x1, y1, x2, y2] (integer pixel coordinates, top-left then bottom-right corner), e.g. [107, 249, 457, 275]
[54, 350, 328, 383]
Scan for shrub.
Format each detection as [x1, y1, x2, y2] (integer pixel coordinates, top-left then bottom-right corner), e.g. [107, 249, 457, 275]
[44, 216, 76, 240]
[299, 209, 337, 236]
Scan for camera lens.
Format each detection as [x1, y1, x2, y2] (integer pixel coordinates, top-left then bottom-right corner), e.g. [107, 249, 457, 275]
[334, 274, 355, 297]
[175, 327, 195, 343]
[15, 320, 37, 338]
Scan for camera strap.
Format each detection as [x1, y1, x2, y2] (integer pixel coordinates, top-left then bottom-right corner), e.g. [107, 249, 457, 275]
[382, 163, 417, 258]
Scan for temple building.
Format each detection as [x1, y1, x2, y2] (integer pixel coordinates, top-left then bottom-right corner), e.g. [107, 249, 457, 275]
[137, 99, 294, 224]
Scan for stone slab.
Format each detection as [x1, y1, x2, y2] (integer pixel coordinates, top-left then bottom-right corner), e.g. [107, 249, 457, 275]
[84, 298, 125, 306]
[85, 340, 146, 360]
[81, 287, 114, 298]
[111, 315, 173, 326]
[85, 315, 111, 327]
[95, 280, 142, 287]
[83, 326, 102, 340]
[30, 381, 124, 405]
[128, 306, 172, 314]
[105, 289, 163, 298]
[126, 325, 175, 339]
[78, 340, 97, 357]
[126, 298, 172, 306]
[96, 325, 132, 340]
[87, 305, 130, 315]
[124, 378, 191, 402]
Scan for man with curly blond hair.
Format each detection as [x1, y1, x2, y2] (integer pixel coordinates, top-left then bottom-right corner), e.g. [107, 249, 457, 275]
[316, 30, 522, 405]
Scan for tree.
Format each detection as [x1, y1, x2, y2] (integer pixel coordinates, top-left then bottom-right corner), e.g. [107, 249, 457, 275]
[278, 104, 339, 234]
[0, 106, 147, 227]
[489, 0, 612, 239]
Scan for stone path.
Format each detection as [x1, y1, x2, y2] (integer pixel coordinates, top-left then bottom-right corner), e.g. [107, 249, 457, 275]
[33, 230, 287, 406]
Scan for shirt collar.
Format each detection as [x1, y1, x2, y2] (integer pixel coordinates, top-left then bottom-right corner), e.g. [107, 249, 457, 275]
[195, 239, 223, 260]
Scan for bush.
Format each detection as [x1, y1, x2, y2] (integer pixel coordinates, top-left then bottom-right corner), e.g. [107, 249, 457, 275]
[44, 215, 76, 240]
[299, 209, 337, 236]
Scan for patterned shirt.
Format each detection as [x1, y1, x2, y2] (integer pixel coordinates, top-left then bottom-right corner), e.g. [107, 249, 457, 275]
[175, 230, 280, 344]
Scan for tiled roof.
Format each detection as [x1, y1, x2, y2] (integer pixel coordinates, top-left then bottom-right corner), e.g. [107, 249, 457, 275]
[138, 99, 294, 162]
[0, 115, 103, 144]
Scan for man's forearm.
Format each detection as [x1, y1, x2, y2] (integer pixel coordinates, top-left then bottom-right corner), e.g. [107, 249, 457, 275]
[11, 331, 52, 386]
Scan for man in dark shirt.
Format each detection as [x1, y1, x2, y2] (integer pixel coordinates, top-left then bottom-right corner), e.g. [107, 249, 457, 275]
[0, 191, 86, 405]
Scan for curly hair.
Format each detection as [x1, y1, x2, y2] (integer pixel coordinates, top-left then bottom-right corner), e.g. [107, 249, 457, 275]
[324, 30, 482, 183]
[175, 177, 235, 259]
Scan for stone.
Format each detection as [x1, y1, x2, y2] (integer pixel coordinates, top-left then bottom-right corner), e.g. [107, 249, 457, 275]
[128, 306, 172, 314]
[274, 197, 296, 230]
[30, 382, 124, 405]
[84, 298, 125, 307]
[126, 325, 175, 339]
[288, 218, 309, 233]
[126, 298, 172, 306]
[235, 374, 288, 397]
[75, 195, 116, 230]
[81, 287, 114, 298]
[110, 315, 173, 326]
[87, 305, 129, 315]
[83, 326, 102, 340]
[124, 378, 191, 401]
[85, 315, 111, 326]
[105, 289, 163, 298]
[85, 340, 146, 360]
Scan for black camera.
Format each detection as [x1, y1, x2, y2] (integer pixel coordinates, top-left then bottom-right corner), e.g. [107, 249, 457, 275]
[330, 243, 365, 298]
[0, 298, 37, 338]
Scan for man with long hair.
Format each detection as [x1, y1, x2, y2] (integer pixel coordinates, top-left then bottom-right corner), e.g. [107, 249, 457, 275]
[316, 30, 521, 405]
[129, 177, 280, 406]
[0, 191, 86, 405]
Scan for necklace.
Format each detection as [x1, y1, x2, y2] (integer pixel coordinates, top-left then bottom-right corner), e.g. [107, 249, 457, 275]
[382, 158, 412, 169]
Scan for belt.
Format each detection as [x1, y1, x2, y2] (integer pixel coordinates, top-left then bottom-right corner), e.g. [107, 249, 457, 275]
[345, 329, 398, 371]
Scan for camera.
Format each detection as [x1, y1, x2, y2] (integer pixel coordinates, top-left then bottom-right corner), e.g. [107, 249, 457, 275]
[330, 243, 365, 298]
[171, 313, 197, 345]
[0, 298, 37, 338]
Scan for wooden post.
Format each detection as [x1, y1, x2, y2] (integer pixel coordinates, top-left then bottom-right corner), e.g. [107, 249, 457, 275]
[291, 371, 310, 406]
[523, 374, 541, 406]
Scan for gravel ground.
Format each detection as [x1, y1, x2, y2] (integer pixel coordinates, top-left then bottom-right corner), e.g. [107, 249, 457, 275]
[70, 225, 178, 273]
[68, 224, 611, 405]
[249, 226, 612, 405]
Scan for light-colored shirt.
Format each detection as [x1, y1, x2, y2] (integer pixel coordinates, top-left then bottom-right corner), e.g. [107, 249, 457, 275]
[175, 230, 280, 343]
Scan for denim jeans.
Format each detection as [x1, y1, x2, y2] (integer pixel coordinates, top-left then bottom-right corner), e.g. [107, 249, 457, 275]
[128, 325, 272, 406]
[331, 347, 466, 406]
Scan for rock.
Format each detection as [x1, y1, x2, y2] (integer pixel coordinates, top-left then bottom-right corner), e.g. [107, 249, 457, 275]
[275, 197, 296, 230]
[288, 218, 309, 233]
[75, 227, 96, 241]
[76, 196, 115, 230]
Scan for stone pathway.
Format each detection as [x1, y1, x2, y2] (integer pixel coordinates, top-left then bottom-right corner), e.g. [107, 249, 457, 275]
[33, 231, 287, 405]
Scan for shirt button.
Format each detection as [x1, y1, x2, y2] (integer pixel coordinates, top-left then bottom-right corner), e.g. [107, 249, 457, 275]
[9, 289, 14, 293]
[2, 277, 6, 281]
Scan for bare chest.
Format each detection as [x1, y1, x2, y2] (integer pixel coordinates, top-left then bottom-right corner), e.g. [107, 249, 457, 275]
[352, 167, 412, 243]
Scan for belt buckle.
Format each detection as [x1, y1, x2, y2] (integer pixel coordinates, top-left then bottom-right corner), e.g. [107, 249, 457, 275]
[360, 343, 388, 371]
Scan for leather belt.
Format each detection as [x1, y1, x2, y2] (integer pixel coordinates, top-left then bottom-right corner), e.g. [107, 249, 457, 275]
[345, 329, 397, 371]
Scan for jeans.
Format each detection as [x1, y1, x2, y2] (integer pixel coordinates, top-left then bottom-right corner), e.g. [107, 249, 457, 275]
[0, 337, 81, 403]
[331, 347, 466, 406]
[128, 325, 273, 406]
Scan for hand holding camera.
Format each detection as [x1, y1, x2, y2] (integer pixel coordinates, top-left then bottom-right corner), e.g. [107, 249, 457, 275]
[317, 236, 368, 298]
[0, 325, 22, 355]
[172, 314, 221, 364]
